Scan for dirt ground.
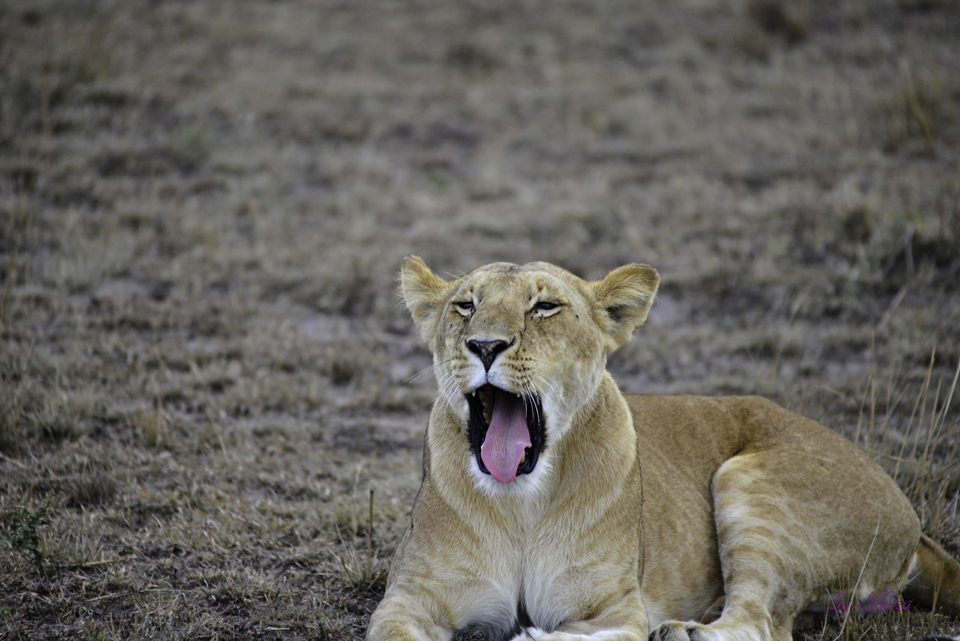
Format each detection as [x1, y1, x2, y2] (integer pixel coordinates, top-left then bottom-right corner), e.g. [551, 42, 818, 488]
[1, 0, 959, 639]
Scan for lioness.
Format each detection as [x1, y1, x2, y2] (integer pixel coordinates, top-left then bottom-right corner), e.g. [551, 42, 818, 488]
[368, 257, 960, 641]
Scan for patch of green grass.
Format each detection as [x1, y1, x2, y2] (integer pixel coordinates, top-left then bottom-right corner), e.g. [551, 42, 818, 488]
[0, 491, 57, 574]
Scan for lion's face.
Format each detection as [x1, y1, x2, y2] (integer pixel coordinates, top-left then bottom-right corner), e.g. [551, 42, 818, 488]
[401, 257, 658, 490]
[432, 263, 608, 487]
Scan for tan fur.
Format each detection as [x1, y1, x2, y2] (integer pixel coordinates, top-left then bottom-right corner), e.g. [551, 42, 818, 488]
[367, 257, 960, 641]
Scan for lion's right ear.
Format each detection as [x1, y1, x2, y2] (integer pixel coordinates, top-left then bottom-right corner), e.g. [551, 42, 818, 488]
[400, 255, 451, 345]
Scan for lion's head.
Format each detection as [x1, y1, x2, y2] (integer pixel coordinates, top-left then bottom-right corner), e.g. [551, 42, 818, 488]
[401, 256, 659, 490]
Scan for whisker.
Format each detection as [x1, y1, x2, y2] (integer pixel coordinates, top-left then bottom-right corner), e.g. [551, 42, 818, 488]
[402, 358, 456, 385]
[518, 378, 543, 427]
[432, 372, 449, 399]
[531, 372, 560, 398]
[529, 381, 544, 426]
[402, 365, 435, 385]
[435, 372, 453, 403]
[436, 372, 462, 409]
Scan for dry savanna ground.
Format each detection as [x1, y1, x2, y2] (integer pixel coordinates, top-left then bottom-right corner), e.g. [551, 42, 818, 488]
[1, 0, 960, 639]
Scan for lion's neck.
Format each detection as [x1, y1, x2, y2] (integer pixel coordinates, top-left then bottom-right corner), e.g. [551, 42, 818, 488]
[554, 373, 638, 483]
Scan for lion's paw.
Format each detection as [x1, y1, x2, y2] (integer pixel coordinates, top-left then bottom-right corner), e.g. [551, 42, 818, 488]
[648, 621, 725, 641]
[508, 627, 546, 641]
[511, 628, 642, 641]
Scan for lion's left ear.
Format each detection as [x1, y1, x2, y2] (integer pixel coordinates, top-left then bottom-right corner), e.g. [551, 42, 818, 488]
[400, 255, 454, 346]
[590, 264, 659, 352]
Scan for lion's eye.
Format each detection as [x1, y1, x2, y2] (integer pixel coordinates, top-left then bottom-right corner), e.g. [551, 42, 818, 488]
[534, 301, 559, 311]
[454, 301, 475, 314]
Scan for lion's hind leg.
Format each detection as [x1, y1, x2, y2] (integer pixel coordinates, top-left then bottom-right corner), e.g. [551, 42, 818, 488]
[650, 446, 920, 641]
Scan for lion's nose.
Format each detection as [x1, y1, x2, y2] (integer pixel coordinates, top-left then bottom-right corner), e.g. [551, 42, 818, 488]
[467, 339, 511, 372]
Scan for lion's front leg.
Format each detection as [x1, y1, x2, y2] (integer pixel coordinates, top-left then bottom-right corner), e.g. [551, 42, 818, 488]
[366, 590, 453, 641]
[367, 547, 522, 641]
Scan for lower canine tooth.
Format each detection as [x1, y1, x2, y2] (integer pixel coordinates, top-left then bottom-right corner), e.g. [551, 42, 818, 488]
[520, 451, 526, 464]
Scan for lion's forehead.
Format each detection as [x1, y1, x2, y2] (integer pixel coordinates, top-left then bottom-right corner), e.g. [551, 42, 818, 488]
[456, 262, 584, 302]
[471, 261, 574, 278]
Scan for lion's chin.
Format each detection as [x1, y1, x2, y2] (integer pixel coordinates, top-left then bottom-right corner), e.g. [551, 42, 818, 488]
[466, 384, 546, 483]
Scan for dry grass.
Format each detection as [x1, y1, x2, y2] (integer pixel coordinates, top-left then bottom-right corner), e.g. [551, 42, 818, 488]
[1, 0, 959, 639]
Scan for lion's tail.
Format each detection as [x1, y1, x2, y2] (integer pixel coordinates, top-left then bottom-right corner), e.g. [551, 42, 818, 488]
[903, 534, 960, 618]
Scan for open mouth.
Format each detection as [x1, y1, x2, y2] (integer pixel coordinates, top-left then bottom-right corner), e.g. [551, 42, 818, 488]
[466, 384, 546, 484]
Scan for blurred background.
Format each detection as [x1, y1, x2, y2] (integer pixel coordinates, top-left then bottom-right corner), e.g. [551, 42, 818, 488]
[1, 0, 959, 639]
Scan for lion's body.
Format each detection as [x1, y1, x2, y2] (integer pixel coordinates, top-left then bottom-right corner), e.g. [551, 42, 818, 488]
[630, 394, 919, 634]
[367, 257, 960, 641]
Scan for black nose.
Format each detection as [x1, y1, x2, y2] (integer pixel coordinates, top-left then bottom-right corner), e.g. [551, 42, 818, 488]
[467, 339, 510, 371]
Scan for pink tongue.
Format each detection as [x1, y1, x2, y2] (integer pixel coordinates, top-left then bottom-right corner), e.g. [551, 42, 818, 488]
[480, 390, 531, 484]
